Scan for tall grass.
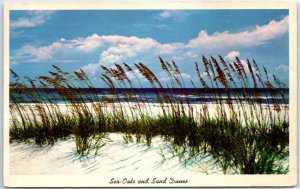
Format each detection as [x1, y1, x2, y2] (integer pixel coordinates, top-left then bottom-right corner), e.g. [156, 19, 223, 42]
[9, 55, 289, 174]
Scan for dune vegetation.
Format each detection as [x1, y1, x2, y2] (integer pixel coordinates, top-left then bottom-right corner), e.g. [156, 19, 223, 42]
[9, 55, 289, 174]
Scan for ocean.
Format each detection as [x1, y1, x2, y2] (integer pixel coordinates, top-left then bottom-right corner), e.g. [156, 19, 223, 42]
[10, 88, 289, 104]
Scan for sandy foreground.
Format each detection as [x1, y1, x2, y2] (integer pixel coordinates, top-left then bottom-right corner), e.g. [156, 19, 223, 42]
[10, 133, 223, 175]
[9, 102, 288, 175]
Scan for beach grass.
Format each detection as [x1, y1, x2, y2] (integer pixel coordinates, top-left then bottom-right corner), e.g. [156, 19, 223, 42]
[9, 55, 289, 174]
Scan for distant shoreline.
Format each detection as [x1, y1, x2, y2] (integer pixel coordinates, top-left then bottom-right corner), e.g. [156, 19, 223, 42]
[9, 87, 289, 93]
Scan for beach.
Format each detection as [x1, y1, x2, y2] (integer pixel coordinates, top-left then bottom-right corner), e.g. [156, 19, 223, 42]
[10, 132, 228, 175]
[10, 101, 288, 125]
[9, 101, 289, 175]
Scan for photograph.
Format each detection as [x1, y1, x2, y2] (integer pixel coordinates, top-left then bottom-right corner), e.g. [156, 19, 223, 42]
[3, 1, 297, 187]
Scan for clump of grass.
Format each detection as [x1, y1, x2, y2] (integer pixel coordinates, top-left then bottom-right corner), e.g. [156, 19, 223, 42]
[9, 55, 289, 173]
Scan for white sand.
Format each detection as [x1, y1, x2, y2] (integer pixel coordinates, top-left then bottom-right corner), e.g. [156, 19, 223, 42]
[9, 102, 288, 175]
[10, 133, 224, 175]
[10, 102, 288, 125]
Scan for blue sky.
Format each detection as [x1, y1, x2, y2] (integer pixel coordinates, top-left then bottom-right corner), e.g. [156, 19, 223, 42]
[10, 10, 289, 87]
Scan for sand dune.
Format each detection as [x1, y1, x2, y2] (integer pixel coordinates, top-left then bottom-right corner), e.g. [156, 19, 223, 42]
[10, 133, 225, 175]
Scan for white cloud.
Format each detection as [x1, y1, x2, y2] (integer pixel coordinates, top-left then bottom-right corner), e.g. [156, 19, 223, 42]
[98, 37, 158, 64]
[135, 23, 170, 30]
[125, 69, 146, 82]
[54, 60, 79, 63]
[74, 34, 103, 53]
[11, 11, 54, 29]
[156, 10, 189, 22]
[240, 59, 250, 74]
[159, 72, 191, 82]
[125, 69, 138, 79]
[180, 73, 191, 79]
[159, 11, 171, 18]
[11, 34, 166, 65]
[11, 15, 289, 78]
[225, 51, 240, 61]
[184, 51, 198, 58]
[73, 34, 183, 65]
[72, 34, 162, 55]
[276, 64, 289, 72]
[224, 51, 250, 75]
[188, 16, 288, 50]
[14, 45, 53, 62]
[12, 40, 76, 63]
[81, 63, 100, 76]
[157, 43, 184, 55]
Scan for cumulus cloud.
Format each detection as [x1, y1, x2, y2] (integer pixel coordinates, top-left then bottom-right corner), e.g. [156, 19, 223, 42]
[97, 36, 169, 64]
[74, 34, 104, 53]
[96, 39, 183, 65]
[10, 11, 54, 29]
[11, 40, 77, 63]
[224, 51, 250, 74]
[225, 51, 250, 73]
[81, 63, 100, 76]
[11, 15, 289, 78]
[12, 33, 182, 66]
[225, 51, 240, 61]
[188, 16, 289, 50]
[276, 64, 289, 72]
[73, 34, 163, 55]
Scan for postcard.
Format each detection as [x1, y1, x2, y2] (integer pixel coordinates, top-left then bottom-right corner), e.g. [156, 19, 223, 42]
[3, 1, 297, 187]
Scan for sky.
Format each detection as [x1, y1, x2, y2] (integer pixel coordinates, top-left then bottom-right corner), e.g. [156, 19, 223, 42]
[9, 10, 289, 87]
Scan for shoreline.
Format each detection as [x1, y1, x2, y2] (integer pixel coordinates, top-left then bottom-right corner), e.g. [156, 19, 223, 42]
[9, 101, 289, 124]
